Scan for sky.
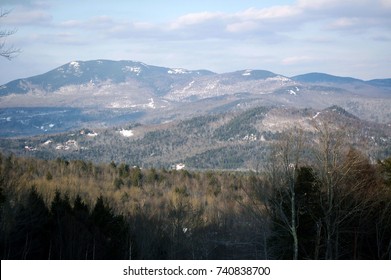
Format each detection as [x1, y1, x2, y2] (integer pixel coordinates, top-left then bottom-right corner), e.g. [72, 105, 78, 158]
[0, 0, 390, 84]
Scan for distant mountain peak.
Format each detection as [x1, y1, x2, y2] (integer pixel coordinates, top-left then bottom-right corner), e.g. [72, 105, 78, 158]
[0, 59, 389, 114]
[0, 59, 216, 96]
[237, 69, 277, 77]
[291, 72, 363, 84]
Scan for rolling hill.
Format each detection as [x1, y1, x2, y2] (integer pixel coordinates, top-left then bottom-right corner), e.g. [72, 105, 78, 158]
[1, 105, 390, 170]
[0, 60, 390, 138]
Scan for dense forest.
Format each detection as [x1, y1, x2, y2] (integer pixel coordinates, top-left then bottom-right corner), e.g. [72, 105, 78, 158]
[1, 125, 391, 259]
[1, 106, 390, 170]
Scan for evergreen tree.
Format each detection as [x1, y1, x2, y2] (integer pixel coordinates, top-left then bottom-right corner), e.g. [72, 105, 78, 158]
[9, 187, 50, 259]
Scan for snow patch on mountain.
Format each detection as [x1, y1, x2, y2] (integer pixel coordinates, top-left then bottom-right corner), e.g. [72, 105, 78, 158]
[42, 140, 52, 146]
[70, 61, 80, 68]
[147, 98, 155, 109]
[109, 101, 133, 108]
[168, 68, 191, 74]
[56, 140, 78, 150]
[67, 61, 83, 77]
[242, 70, 252, 76]
[122, 66, 142, 76]
[109, 98, 155, 109]
[312, 112, 321, 119]
[119, 129, 134, 137]
[266, 76, 291, 84]
[243, 133, 257, 141]
[178, 80, 195, 93]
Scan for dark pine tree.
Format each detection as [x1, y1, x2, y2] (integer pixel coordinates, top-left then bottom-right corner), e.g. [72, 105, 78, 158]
[9, 187, 51, 259]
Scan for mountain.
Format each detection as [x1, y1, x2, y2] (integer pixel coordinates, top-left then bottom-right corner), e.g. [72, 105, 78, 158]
[0, 59, 390, 137]
[291, 72, 391, 90]
[291, 72, 364, 84]
[366, 78, 391, 88]
[1, 105, 390, 170]
[0, 60, 215, 96]
[1, 60, 389, 100]
[0, 60, 290, 101]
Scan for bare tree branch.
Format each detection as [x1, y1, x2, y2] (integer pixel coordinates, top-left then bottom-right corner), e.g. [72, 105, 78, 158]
[0, 8, 20, 60]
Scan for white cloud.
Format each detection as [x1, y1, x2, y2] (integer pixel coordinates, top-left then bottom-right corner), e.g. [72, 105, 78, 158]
[298, 0, 391, 16]
[132, 21, 155, 31]
[169, 11, 225, 29]
[59, 19, 83, 28]
[381, 0, 391, 7]
[1, 7, 52, 26]
[297, 0, 371, 10]
[226, 21, 259, 33]
[238, 6, 301, 20]
[6, 0, 388, 42]
[163, 1, 391, 39]
[59, 16, 114, 29]
[327, 17, 360, 29]
[1, 1, 390, 83]
[1, 0, 47, 6]
[297, 0, 340, 9]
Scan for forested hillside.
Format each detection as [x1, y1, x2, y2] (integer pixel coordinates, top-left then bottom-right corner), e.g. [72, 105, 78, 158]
[1, 106, 390, 170]
[1, 126, 391, 259]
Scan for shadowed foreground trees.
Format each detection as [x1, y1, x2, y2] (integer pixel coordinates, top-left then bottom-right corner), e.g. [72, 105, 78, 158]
[1, 188, 130, 259]
[265, 126, 391, 259]
[0, 146, 390, 259]
[0, 153, 263, 259]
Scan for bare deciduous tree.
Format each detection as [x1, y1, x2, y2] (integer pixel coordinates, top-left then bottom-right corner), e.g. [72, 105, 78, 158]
[0, 9, 20, 60]
[266, 127, 306, 259]
[311, 122, 378, 259]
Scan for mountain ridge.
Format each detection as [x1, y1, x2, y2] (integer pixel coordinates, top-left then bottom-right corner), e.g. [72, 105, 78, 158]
[291, 72, 365, 84]
[1, 59, 390, 97]
[0, 60, 216, 96]
[0, 59, 390, 138]
[1, 105, 390, 170]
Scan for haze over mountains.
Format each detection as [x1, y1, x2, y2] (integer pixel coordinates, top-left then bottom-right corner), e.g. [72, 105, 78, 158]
[1, 59, 390, 100]
[0, 59, 390, 138]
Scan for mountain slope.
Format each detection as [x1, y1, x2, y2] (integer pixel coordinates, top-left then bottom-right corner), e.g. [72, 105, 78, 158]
[366, 78, 391, 88]
[291, 72, 364, 84]
[1, 105, 390, 170]
[0, 60, 215, 96]
[0, 60, 390, 137]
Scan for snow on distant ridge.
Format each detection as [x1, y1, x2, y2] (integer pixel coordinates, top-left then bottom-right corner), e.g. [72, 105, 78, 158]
[68, 61, 83, 76]
[122, 66, 141, 75]
[168, 68, 191, 74]
[242, 70, 252, 76]
[267, 75, 291, 82]
[70, 61, 80, 68]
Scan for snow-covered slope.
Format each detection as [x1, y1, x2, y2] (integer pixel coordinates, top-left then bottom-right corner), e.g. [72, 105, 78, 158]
[0, 60, 215, 96]
[0, 60, 390, 137]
